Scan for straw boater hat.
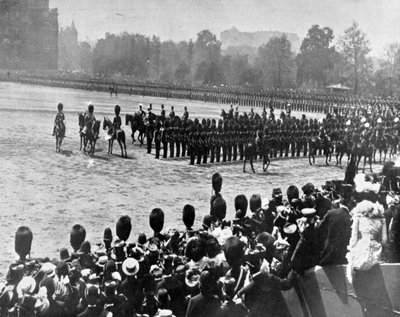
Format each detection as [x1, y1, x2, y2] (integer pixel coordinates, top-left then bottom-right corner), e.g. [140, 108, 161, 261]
[122, 258, 139, 276]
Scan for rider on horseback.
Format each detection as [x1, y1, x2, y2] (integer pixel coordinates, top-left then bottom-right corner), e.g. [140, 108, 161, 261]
[113, 105, 122, 139]
[255, 130, 263, 153]
[81, 104, 97, 138]
[52, 103, 65, 136]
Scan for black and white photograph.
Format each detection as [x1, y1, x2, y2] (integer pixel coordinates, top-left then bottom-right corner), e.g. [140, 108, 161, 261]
[1, 0, 400, 316]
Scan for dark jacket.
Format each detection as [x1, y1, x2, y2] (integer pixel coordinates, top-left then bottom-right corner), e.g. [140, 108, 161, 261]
[317, 206, 352, 266]
[185, 293, 221, 317]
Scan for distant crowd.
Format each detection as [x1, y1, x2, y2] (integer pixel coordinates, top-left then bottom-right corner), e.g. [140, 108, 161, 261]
[2, 169, 400, 316]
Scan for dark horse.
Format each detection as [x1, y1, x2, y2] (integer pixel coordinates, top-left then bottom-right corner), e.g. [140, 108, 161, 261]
[385, 132, 400, 158]
[243, 139, 270, 173]
[54, 120, 65, 153]
[351, 134, 373, 173]
[335, 136, 352, 166]
[103, 117, 127, 158]
[82, 120, 100, 156]
[308, 135, 333, 165]
[125, 113, 146, 145]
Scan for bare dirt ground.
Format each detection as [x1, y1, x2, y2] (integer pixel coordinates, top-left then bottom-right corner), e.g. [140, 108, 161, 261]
[0, 82, 383, 276]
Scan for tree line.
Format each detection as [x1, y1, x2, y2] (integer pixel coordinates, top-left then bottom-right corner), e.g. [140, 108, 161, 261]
[59, 22, 400, 97]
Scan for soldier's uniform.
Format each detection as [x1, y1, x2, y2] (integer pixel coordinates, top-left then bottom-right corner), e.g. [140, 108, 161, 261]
[175, 127, 181, 158]
[169, 127, 175, 158]
[202, 133, 208, 164]
[196, 131, 203, 164]
[227, 131, 232, 162]
[154, 126, 162, 159]
[146, 124, 153, 154]
[162, 126, 169, 159]
[221, 132, 227, 163]
[215, 130, 221, 163]
[209, 132, 215, 163]
[181, 128, 188, 157]
[189, 131, 196, 165]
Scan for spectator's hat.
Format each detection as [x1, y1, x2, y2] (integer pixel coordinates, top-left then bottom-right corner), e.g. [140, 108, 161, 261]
[59, 248, 71, 262]
[137, 233, 147, 248]
[35, 295, 49, 314]
[96, 255, 108, 268]
[158, 310, 175, 317]
[283, 223, 298, 235]
[40, 262, 56, 278]
[155, 288, 171, 306]
[77, 241, 91, 255]
[16, 277, 36, 297]
[85, 284, 100, 306]
[301, 208, 316, 218]
[122, 258, 139, 276]
[272, 188, 282, 197]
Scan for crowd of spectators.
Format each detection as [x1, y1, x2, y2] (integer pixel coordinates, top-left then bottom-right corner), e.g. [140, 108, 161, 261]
[1, 168, 400, 317]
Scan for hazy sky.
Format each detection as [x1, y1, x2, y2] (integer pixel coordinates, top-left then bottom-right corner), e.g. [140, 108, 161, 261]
[50, 0, 400, 56]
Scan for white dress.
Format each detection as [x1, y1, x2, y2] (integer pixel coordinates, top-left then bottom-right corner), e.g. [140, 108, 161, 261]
[347, 214, 387, 282]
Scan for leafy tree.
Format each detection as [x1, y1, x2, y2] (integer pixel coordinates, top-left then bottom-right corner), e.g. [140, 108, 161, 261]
[296, 25, 336, 87]
[338, 21, 372, 95]
[256, 35, 296, 88]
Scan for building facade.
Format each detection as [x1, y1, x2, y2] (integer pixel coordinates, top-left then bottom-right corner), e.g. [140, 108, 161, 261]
[0, 0, 58, 70]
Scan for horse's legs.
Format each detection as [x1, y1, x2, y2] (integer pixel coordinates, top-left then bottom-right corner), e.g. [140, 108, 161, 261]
[250, 157, 255, 173]
[362, 156, 367, 173]
[243, 156, 246, 173]
[117, 139, 124, 157]
[369, 155, 373, 172]
[356, 155, 361, 172]
[309, 151, 312, 165]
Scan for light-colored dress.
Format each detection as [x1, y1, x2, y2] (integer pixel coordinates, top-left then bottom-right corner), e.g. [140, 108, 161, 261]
[346, 200, 387, 282]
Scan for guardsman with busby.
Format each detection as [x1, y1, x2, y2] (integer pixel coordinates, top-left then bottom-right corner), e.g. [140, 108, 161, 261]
[200, 132, 207, 164]
[196, 129, 203, 165]
[169, 126, 175, 158]
[181, 127, 188, 157]
[162, 122, 169, 159]
[189, 129, 196, 165]
[209, 131, 216, 163]
[154, 122, 162, 159]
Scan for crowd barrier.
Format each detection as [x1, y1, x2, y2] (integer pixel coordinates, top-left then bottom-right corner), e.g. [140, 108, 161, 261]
[281, 264, 400, 316]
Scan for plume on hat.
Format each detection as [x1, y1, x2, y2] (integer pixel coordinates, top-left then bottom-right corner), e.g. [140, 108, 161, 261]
[354, 173, 380, 194]
[351, 200, 384, 218]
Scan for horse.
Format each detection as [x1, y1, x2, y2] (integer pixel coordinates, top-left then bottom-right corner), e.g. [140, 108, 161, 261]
[335, 138, 352, 166]
[350, 135, 373, 173]
[103, 117, 127, 158]
[370, 133, 388, 164]
[54, 121, 65, 153]
[125, 113, 146, 145]
[220, 109, 228, 121]
[308, 135, 333, 165]
[83, 120, 101, 156]
[78, 112, 85, 151]
[243, 139, 270, 173]
[385, 132, 400, 158]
